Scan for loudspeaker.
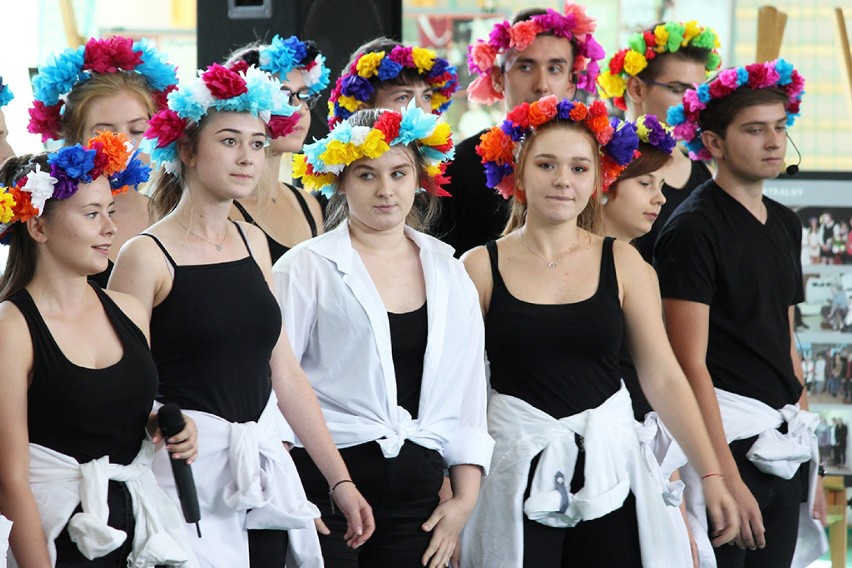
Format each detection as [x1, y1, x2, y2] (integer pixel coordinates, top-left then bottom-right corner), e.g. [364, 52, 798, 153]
[197, 0, 402, 139]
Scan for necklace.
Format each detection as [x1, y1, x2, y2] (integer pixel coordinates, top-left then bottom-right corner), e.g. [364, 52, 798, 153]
[177, 219, 228, 252]
[520, 229, 578, 269]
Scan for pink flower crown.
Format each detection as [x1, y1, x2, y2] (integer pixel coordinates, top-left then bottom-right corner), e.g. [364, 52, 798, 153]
[476, 95, 640, 198]
[28, 36, 178, 142]
[466, 2, 604, 104]
[0, 131, 150, 241]
[666, 58, 805, 161]
[597, 21, 722, 111]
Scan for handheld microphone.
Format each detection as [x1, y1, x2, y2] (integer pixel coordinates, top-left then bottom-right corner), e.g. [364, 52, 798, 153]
[786, 134, 801, 175]
[158, 404, 202, 537]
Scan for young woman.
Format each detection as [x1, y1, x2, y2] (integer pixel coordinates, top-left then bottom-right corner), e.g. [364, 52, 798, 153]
[275, 106, 492, 568]
[327, 38, 458, 128]
[109, 63, 374, 567]
[461, 95, 739, 567]
[0, 132, 197, 567]
[28, 35, 179, 286]
[224, 35, 328, 264]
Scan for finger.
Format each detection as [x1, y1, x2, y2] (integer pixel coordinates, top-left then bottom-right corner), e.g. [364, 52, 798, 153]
[150, 427, 162, 444]
[314, 517, 330, 535]
[751, 516, 766, 549]
[739, 515, 756, 550]
[422, 508, 444, 533]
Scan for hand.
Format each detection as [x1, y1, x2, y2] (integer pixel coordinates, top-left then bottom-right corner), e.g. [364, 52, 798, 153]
[702, 475, 740, 547]
[149, 414, 199, 464]
[723, 475, 763, 549]
[421, 497, 475, 568]
[330, 482, 374, 549]
[689, 531, 699, 568]
[314, 517, 330, 535]
[813, 476, 828, 527]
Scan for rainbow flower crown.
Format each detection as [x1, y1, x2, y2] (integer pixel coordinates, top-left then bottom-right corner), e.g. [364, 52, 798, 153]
[294, 104, 454, 198]
[476, 95, 640, 197]
[634, 114, 676, 155]
[327, 45, 458, 127]
[0, 75, 13, 108]
[597, 21, 721, 111]
[229, 34, 331, 93]
[0, 131, 150, 239]
[666, 58, 805, 161]
[28, 36, 178, 142]
[466, 2, 604, 104]
[141, 64, 299, 174]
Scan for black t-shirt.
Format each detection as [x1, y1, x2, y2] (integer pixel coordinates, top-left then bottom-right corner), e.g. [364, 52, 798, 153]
[436, 130, 511, 257]
[654, 180, 804, 408]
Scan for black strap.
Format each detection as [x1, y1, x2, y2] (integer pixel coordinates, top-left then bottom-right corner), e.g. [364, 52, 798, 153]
[286, 184, 318, 238]
[233, 200, 256, 224]
[141, 233, 178, 269]
[231, 220, 253, 259]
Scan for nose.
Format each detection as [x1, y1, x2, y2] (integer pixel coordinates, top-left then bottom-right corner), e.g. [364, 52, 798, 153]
[553, 164, 570, 188]
[652, 183, 666, 206]
[237, 141, 255, 165]
[104, 214, 118, 236]
[533, 68, 550, 96]
[416, 93, 432, 114]
[766, 129, 784, 150]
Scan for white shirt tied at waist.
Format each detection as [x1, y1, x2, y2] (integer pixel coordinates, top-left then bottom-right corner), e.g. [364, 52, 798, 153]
[461, 384, 691, 568]
[1, 514, 11, 568]
[683, 388, 827, 568]
[152, 392, 322, 567]
[9, 440, 193, 568]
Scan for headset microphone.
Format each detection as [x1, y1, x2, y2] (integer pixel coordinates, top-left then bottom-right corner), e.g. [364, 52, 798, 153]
[786, 134, 801, 175]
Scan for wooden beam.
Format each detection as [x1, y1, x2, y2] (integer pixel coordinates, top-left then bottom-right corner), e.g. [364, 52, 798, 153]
[836, 7, 852, 124]
[58, 0, 83, 49]
[757, 6, 787, 62]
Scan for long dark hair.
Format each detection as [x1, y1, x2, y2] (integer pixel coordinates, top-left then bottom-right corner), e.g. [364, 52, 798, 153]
[0, 154, 54, 301]
[147, 122, 202, 221]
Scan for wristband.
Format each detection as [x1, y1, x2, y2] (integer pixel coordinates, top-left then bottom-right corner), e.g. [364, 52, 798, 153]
[701, 472, 724, 480]
[328, 479, 355, 514]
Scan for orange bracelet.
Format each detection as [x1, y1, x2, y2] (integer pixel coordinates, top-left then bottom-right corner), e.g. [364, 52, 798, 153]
[701, 472, 724, 480]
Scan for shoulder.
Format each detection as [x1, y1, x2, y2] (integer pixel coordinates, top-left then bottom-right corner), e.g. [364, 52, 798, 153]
[460, 244, 492, 285]
[100, 289, 150, 335]
[114, 233, 170, 273]
[233, 220, 267, 250]
[0, 300, 32, 363]
[765, 197, 801, 227]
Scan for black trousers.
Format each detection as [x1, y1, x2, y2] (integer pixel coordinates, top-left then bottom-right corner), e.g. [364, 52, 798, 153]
[291, 441, 444, 568]
[713, 437, 805, 568]
[521, 443, 643, 568]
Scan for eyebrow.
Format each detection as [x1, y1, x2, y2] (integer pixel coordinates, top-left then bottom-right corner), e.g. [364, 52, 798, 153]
[514, 56, 569, 65]
[534, 153, 592, 162]
[352, 161, 413, 172]
[91, 117, 148, 128]
[82, 201, 115, 209]
[740, 119, 787, 127]
[215, 128, 267, 137]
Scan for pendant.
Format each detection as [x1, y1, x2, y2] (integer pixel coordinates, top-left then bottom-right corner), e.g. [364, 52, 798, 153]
[548, 262, 558, 268]
[215, 244, 223, 252]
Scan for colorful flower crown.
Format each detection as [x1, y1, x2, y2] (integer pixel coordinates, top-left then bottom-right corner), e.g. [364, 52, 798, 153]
[141, 64, 299, 174]
[597, 21, 722, 111]
[294, 104, 454, 198]
[634, 114, 676, 155]
[476, 95, 639, 197]
[0, 75, 13, 108]
[666, 58, 805, 161]
[327, 45, 458, 127]
[28, 36, 179, 142]
[0, 131, 151, 239]
[466, 2, 604, 104]
[229, 34, 331, 95]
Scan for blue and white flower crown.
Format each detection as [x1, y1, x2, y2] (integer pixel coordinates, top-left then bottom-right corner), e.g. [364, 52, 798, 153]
[257, 35, 330, 92]
[0, 75, 13, 108]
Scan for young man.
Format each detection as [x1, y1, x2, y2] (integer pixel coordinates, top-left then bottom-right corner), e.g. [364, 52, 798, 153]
[597, 21, 722, 262]
[436, 2, 603, 256]
[656, 59, 827, 568]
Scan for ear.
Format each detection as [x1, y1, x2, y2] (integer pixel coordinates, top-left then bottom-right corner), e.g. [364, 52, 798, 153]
[625, 76, 647, 108]
[701, 130, 725, 160]
[177, 138, 196, 169]
[26, 216, 49, 244]
[491, 65, 505, 95]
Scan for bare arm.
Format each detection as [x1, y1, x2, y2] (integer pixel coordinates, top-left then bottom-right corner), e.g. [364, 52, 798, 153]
[0, 305, 51, 567]
[421, 464, 483, 568]
[460, 246, 492, 316]
[108, 236, 172, 318]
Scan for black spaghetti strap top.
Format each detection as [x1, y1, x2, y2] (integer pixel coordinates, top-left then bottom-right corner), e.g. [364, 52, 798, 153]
[146, 222, 282, 423]
[388, 302, 428, 419]
[88, 259, 114, 289]
[234, 184, 319, 264]
[485, 237, 625, 418]
[12, 284, 157, 465]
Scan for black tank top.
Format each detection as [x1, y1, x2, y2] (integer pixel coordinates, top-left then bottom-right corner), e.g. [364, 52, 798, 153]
[146, 223, 282, 423]
[12, 284, 157, 465]
[88, 259, 114, 289]
[234, 184, 319, 265]
[388, 302, 428, 419]
[485, 237, 625, 418]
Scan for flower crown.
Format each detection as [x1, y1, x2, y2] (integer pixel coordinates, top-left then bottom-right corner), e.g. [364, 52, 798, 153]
[28, 36, 179, 142]
[666, 58, 805, 161]
[0, 131, 151, 239]
[327, 45, 459, 127]
[0, 75, 13, 108]
[294, 104, 454, 198]
[597, 21, 722, 111]
[141, 64, 299, 174]
[634, 114, 676, 155]
[476, 95, 639, 197]
[229, 34, 331, 94]
[466, 2, 604, 104]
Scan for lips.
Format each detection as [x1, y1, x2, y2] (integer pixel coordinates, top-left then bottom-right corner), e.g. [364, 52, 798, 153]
[92, 244, 111, 255]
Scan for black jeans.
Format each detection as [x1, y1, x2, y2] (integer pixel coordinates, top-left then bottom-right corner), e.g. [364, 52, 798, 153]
[292, 441, 444, 568]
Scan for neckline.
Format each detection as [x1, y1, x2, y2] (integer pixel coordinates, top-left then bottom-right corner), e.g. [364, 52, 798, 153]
[388, 302, 428, 317]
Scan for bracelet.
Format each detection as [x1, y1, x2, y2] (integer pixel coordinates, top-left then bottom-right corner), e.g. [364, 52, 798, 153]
[701, 473, 724, 480]
[328, 479, 355, 515]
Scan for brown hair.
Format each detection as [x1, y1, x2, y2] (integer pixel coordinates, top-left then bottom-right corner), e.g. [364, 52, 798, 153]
[61, 71, 158, 145]
[344, 38, 431, 99]
[636, 47, 714, 83]
[614, 142, 673, 185]
[147, 122, 202, 221]
[324, 109, 440, 232]
[0, 154, 54, 301]
[699, 86, 788, 139]
[503, 120, 602, 235]
[498, 8, 576, 76]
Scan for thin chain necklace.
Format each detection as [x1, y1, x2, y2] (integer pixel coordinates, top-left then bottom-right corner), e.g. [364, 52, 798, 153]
[177, 218, 228, 252]
[520, 228, 579, 269]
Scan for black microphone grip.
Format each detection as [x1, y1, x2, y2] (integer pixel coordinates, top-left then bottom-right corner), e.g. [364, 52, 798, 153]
[158, 404, 202, 532]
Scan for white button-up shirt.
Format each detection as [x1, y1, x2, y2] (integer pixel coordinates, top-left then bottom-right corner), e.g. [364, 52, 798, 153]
[273, 222, 493, 471]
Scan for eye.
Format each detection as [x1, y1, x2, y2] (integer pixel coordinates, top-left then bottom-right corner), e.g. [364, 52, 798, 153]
[251, 139, 267, 150]
[359, 172, 376, 180]
[536, 161, 554, 170]
[86, 211, 98, 219]
[422, 92, 433, 102]
[518, 63, 533, 72]
[572, 165, 589, 173]
[222, 137, 237, 146]
[108, 209, 116, 217]
[130, 129, 145, 136]
[395, 94, 411, 103]
[391, 170, 407, 179]
[547, 64, 564, 74]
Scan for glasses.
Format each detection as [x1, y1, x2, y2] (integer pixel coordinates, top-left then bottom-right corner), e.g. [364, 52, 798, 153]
[640, 79, 694, 96]
[281, 88, 322, 110]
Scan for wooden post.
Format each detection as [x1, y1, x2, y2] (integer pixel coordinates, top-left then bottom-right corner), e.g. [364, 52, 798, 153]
[58, 0, 83, 49]
[835, 8, 852, 124]
[824, 475, 847, 568]
[756, 6, 787, 62]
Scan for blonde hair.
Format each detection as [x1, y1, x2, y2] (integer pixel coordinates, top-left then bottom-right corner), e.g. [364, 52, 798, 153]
[62, 71, 157, 145]
[502, 121, 603, 235]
